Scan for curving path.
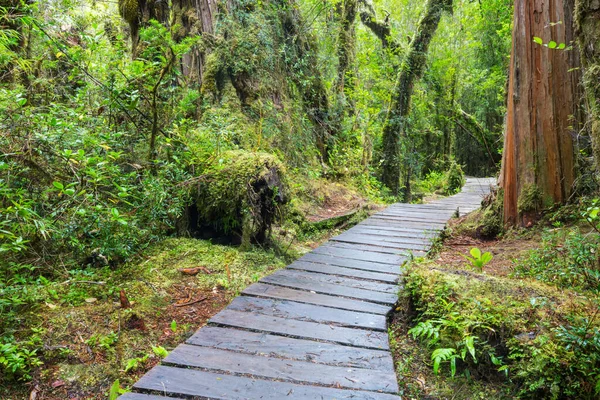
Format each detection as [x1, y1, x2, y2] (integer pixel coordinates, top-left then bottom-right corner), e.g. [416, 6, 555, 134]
[120, 177, 495, 400]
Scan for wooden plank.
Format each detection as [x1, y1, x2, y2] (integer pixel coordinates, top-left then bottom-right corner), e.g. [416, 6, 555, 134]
[243, 283, 390, 315]
[358, 218, 445, 230]
[186, 326, 395, 370]
[354, 222, 442, 233]
[260, 272, 398, 305]
[345, 228, 437, 240]
[371, 215, 449, 225]
[312, 244, 407, 263]
[227, 296, 387, 331]
[164, 345, 399, 393]
[268, 269, 398, 294]
[209, 309, 390, 350]
[133, 365, 401, 400]
[323, 241, 424, 256]
[118, 394, 176, 400]
[322, 241, 415, 255]
[287, 260, 398, 283]
[375, 212, 452, 222]
[300, 252, 403, 274]
[330, 234, 431, 250]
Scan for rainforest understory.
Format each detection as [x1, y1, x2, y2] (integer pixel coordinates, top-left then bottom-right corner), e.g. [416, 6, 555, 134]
[1, 0, 600, 398]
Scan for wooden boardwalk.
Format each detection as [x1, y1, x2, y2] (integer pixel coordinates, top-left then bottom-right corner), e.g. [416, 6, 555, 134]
[120, 177, 494, 400]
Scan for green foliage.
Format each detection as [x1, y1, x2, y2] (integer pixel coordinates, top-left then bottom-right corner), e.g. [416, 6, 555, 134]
[464, 247, 493, 271]
[444, 161, 465, 195]
[517, 184, 543, 214]
[406, 242, 600, 399]
[0, 337, 43, 381]
[513, 227, 600, 294]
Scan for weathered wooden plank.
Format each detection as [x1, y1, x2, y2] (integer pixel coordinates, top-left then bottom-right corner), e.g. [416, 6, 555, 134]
[133, 366, 401, 399]
[354, 222, 442, 233]
[287, 260, 398, 283]
[260, 272, 398, 305]
[268, 269, 398, 294]
[345, 226, 437, 239]
[358, 218, 445, 230]
[330, 234, 431, 250]
[300, 252, 403, 274]
[209, 309, 390, 350]
[186, 326, 395, 370]
[243, 283, 390, 315]
[226, 296, 387, 330]
[164, 345, 399, 393]
[323, 241, 424, 256]
[375, 212, 452, 222]
[118, 394, 176, 400]
[312, 243, 407, 263]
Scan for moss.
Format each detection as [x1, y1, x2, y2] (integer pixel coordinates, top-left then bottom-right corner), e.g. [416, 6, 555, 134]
[401, 257, 600, 398]
[517, 184, 542, 214]
[118, 0, 138, 24]
[191, 150, 288, 243]
[476, 188, 504, 239]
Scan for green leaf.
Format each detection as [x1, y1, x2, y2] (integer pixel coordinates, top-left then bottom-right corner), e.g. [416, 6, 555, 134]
[548, 41, 557, 49]
[152, 345, 169, 358]
[533, 36, 543, 45]
[470, 248, 481, 259]
[170, 320, 177, 333]
[109, 379, 120, 400]
[464, 336, 477, 362]
[481, 252, 493, 265]
[558, 43, 566, 50]
[53, 181, 64, 190]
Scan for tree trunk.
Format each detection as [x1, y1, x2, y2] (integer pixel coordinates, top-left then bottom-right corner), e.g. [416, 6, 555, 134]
[380, 0, 453, 196]
[575, 0, 600, 176]
[336, 0, 358, 95]
[500, 0, 582, 226]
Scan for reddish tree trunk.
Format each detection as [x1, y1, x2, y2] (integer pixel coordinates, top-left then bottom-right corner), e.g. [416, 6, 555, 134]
[500, 0, 582, 226]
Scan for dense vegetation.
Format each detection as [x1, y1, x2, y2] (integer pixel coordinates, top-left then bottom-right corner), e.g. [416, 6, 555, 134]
[1, 0, 599, 398]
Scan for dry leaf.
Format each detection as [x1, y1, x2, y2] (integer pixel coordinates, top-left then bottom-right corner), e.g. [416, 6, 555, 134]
[119, 289, 131, 309]
[178, 266, 211, 276]
[85, 297, 97, 303]
[46, 302, 57, 309]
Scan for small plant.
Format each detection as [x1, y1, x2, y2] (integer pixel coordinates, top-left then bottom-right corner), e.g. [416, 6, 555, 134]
[108, 379, 128, 400]
[152, 345, 169, 359]
[124, 354, 149, 372]
[170, 320, 177, 333]
[464, 247, 493, 271]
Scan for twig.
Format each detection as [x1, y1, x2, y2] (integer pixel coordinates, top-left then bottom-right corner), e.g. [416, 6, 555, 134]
[173, 296, 207, 307]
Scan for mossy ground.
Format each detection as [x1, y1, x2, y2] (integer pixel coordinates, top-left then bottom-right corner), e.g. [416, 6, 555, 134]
[390, 210, 600, 399]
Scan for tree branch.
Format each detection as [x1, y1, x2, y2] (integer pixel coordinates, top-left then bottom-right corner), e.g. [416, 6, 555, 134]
[357, 0, 400, 52]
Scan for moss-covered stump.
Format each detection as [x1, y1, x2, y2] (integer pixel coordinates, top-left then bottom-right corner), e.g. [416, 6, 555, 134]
[183, 150, 288, 245]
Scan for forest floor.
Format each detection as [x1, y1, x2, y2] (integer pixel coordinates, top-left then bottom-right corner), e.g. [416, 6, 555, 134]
[1, 180, 378, 400]
[389, 208, 600, 399]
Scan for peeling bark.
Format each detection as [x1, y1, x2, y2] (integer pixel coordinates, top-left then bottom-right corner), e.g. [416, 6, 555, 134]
[380, 0, 453, 196]
[500, 0, 582, 226]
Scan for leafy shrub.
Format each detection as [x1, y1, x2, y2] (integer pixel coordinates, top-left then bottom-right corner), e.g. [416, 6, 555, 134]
[513, 228, 600, 294]
[405, 259, 600, 399]
[444, 161, 466, 195]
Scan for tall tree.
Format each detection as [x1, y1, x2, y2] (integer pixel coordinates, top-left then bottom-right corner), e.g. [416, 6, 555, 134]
[575, 0, 600, 176]
[380, 0, 453, 196]
[500, 0, 582, 225]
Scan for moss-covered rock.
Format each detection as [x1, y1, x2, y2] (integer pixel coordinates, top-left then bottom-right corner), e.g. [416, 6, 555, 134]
[186, 150, 288, 244]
